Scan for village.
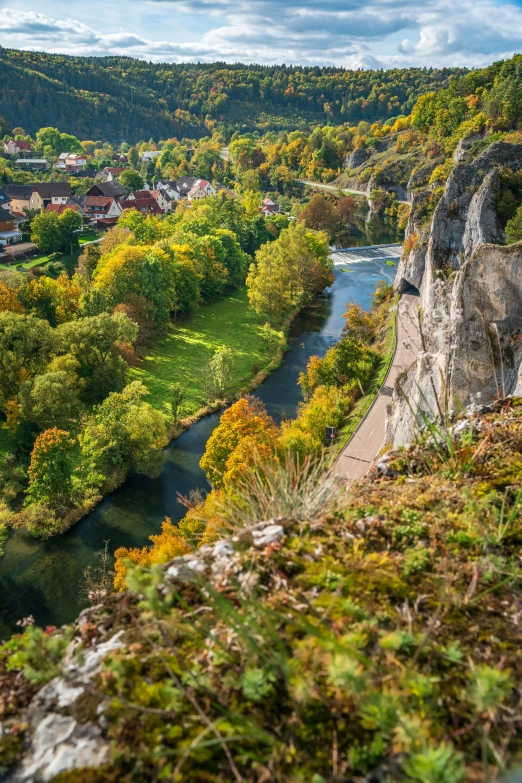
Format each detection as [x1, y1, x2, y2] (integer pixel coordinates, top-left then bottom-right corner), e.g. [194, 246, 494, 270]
[0, 137, 280, 261]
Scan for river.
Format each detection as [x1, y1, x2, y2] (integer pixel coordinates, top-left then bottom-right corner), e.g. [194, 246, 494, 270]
[0, 217, 400, 639]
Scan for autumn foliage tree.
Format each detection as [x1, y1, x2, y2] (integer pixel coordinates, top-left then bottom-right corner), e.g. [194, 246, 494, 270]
[0, 283, 23, 314]
[200, 396, 279, 489]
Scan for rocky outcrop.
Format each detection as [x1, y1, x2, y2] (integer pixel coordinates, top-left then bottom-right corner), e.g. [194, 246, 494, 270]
[453, 132, 483, 163]
[387, 141, 522, 447]
[345, 147, 367, 169]
[2, 518, 288, 781]
[6, 631, 125, 782]
[406, 164, 436, 198]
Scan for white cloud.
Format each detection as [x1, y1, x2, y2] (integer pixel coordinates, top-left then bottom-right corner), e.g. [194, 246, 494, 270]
[1, 0, 522, 67]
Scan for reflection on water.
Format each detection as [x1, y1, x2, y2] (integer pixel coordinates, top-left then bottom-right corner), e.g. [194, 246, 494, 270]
[0, 252, 399, 638]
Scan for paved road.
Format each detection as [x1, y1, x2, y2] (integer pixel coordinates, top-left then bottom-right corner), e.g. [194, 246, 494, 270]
[335, 291, 420, 480]
[295, 178, 410, 205]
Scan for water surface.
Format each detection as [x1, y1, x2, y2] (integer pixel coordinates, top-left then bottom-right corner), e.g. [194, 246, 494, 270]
[0, 235, 399, 637]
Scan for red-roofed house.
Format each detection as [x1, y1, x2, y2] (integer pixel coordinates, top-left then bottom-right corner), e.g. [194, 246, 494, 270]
[46, 200, 84, 217]
[259, 197, 280, 216]
[84, 195, 122, 224]
[127, 189, 170, 213]
[120, 197, 163, 215]
[187, 179, 216, 201]
[3, 139, 32, 157]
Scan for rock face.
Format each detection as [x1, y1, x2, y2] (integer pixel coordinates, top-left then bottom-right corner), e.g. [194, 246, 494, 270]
[453, 132, 483, 163]
[346, 147, 367, 169]
[387, 141, 522, 447]
[6, 631, 125, 782]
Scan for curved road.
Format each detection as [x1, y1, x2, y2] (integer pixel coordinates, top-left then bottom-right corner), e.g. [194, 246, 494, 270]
[336, 291, 420, 480]
[295, 178, 410, 205]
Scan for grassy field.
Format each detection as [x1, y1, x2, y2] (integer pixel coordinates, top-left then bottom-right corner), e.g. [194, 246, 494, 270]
[78, 229, 101, 245]
[129, 288, 272, 417]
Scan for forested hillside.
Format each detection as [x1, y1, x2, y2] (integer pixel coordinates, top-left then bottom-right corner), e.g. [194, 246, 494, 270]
[0, 47, 465, 141]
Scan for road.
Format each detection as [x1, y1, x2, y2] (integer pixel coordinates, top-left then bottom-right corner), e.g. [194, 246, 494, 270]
[295, 178, 410, 205]
[335, 291, 420, 480]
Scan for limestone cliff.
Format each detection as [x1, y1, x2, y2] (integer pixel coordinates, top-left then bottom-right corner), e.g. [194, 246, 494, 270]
[387, 141, 522, 447]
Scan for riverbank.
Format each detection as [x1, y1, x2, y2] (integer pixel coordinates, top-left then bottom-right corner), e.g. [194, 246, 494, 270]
[0, 287, 299, 555]
[0, 259, 396, 637]
[129, 287, 291, 417]
[332, 293, 399, 459]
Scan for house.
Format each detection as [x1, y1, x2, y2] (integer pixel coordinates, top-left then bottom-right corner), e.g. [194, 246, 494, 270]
[3, 139, 32, 157]
[45, 199, 85, 217]
[55, 153, 87, 172]
[120, 197, 163, 215]
[87, 181, 127, 201]
[187, 147, 196, 161]
[0, 188, 12, 211]
[15, 159, 48, 171]
[154, 180, 180, 203]
[30, 183, 72, 211]
[77, 170, 98, 180]
[187, 179, 217, 201]
[83, 195, 122, 225]
[112, 153, 128, 163]
[140, 151, 160, 162]
[150, 189, 171, 212]
[259, 197, 280, 216]
[127, 189, 170, 213]
[0, 206, 22, 247]
[177, 176, 197, 197]
[2, 185, 34, 214]
[0, 206, 14, 232]
[102, 167, 125, 181]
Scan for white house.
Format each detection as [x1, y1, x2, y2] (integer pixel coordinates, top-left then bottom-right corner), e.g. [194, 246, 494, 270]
[187, 179, 217, 201]
[3, 139, 32, 156]
[55, 153, 87, 172]
[83, 195, 123, 224]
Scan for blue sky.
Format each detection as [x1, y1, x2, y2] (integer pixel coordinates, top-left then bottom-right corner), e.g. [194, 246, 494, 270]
[0, 0, 521, 68]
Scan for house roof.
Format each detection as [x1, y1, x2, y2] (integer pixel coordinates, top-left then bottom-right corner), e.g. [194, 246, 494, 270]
[103, 167, 125, 176]
[120, 198, 162, 214]
[46, 201, 83, 215]
[34, 183, 72, 198]
[97, 217, 119, 226]
[85, 196, 113, 208]
[177, 176, 197, 195]
[15, 159, 47, 165]
[131, 189, 155, 201]
[78, 170, 98, 178]
[0, 206, 14, 221]
[3, 184, 34, 200]
[5, 139, 31, 150]
[88, 181, 126, 199]
[187, 179, 211, 197]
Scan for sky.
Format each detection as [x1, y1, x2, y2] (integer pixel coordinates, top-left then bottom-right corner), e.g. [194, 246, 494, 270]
[0, 0, 521, 69]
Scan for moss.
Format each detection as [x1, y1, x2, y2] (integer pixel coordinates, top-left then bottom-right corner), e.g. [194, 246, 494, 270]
[5, 401, 522, 780]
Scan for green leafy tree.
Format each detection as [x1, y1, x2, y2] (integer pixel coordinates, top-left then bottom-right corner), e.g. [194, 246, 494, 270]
[170, 382, 185, 423]
[205, 345, 234, 400]
[19, 371, 81, 432]
[0, 312, 55, 410]
[506, 205, 522, 244]
[127, 147, 139, 167]
[119, 170, 145, 191]
[80, 381, 168, 489]
[26, 427, 75, 509]
[31, 212, 62, 254]
[57, 312, 138, 399]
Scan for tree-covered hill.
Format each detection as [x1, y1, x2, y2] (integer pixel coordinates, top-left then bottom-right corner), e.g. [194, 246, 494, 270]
[0, 46, 466, 142]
